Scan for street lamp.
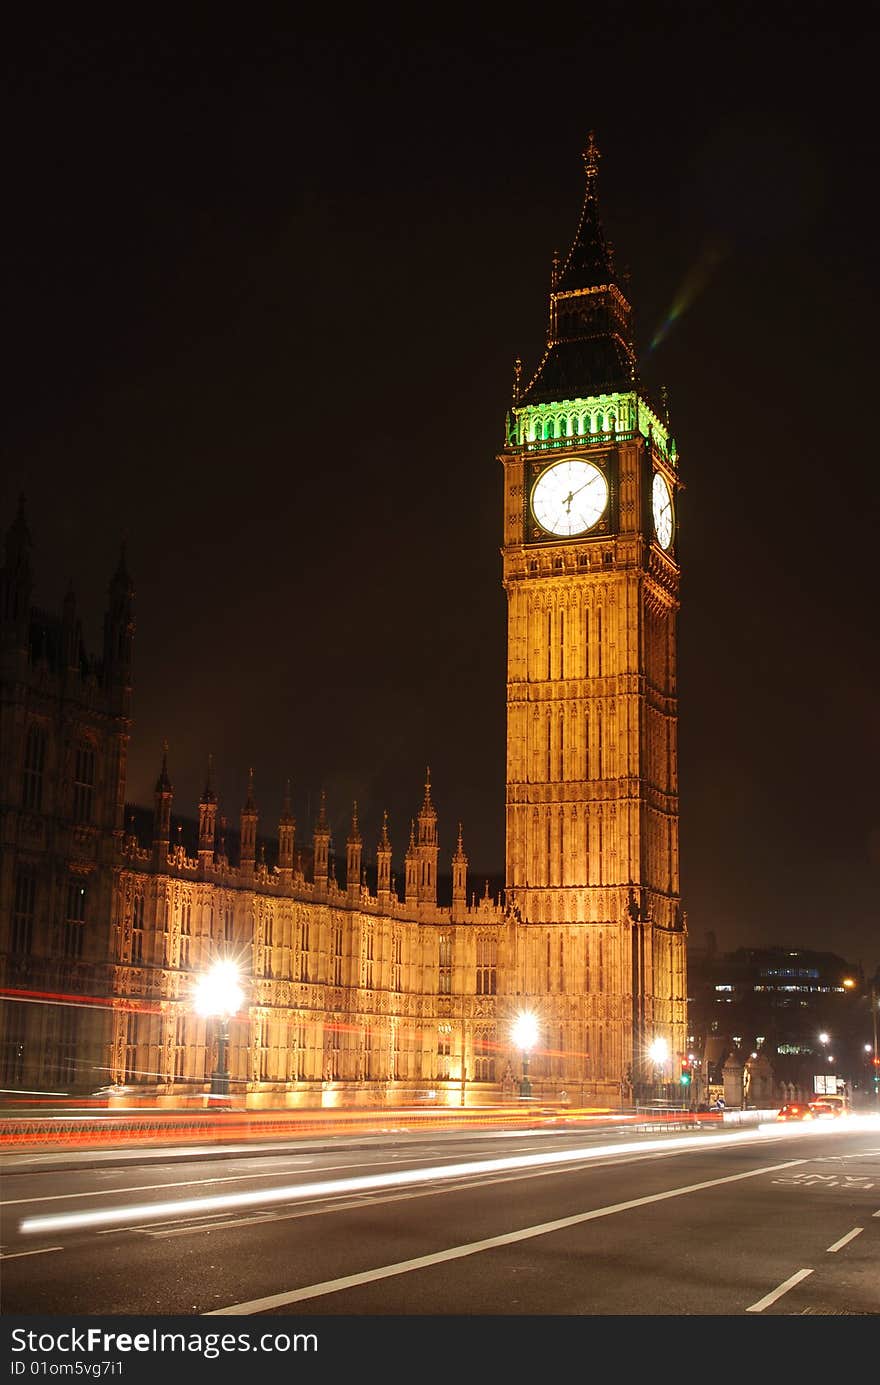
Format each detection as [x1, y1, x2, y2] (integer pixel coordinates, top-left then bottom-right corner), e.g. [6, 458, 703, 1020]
[194, 959, 243, 1104]
[511, 1010, 539, 1099]
[648, 1036, 669, 1100]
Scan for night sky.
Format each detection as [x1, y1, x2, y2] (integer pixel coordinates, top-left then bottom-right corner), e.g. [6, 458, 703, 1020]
[3, 14, 878, 971]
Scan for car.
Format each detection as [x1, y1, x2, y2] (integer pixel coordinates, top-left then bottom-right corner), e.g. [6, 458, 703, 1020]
[807, 1096, 849, 1119]
[775, 1102, 814, 1122]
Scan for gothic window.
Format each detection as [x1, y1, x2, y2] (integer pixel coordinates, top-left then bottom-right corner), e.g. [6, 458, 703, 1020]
[298, 917, 310, 982]
[50, 1008, 79, 1087]
[131, 894, 144, 964]
[257, 1022, 271, 1081]
[325, 1024, 341, 1080]
[438, 935, 452, 994]
[584, 709, 590, 780]
[72, 744, 95, 824]
[598, 933, 605, 992]
[180, 901, 192, 969]
[476, 936, 496, 995]
[546, 933, 552, 991]
[224, 904, 234, 943]
[473, 1030, 495, 1082]
[0, 1004, 26, 1086]
[392, 931, 402, 992]
[364, 925, 374, 990]
[123, 1012, 138, 1083]
[585, 932, 591, 991]
[22, 724, 46, 811]
[12, 867, 36, 955]
[389, 1020, 399, 1081]
[63, 877, 86, 959]
[437, 1024, 452, 1079]
[292, 1022, 306, 1081]
[332, 923, 344, 986]
[363, 1025, 373, 1079]
[174, 1016, 188, 1081]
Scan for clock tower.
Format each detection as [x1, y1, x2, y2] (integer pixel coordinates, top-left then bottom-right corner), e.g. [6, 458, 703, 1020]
[500, 135, 687, 1093]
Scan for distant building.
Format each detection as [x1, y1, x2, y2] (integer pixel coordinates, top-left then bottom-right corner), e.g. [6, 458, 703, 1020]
[687, 940, 871, 1102]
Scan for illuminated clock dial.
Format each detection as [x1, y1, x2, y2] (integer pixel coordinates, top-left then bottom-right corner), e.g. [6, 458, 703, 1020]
[530, 459, 608, 537]
[652, 471, 673, 550]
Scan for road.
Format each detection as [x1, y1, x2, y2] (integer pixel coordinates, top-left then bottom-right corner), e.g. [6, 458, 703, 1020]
[2, 1116, 879, 1317]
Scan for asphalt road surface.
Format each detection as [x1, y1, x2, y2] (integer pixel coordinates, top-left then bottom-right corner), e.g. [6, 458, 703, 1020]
[2, 1118, 879, 1317]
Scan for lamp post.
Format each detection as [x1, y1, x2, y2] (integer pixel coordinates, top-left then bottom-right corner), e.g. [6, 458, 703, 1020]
[872, 979, 879, 1106]
[511, 1010, 538, 1100]
[648, 1036, 669, 1102]
[194, 959, 243, 1105]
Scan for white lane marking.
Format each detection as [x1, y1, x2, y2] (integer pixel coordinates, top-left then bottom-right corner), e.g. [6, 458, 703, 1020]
[19, 1130, 802, 1236]
[1, 1156, 430, 1208]
[746, 1268, 813, 1313]
[0, 1245, 63, 1260]
[204, 1158, 805, 1315]
[826, 1227, 863, 1252]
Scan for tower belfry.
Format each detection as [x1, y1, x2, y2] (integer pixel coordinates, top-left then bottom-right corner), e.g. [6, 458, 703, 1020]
[499, 135, 686, 1090]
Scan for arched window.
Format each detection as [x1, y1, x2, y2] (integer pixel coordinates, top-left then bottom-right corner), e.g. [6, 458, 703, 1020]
[22, 724, 46, 811]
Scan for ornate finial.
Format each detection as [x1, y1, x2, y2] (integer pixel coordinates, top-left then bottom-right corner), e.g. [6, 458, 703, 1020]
[551, 249, 560, 290]
[660, 384, 670, 425]
[512, 356, 522, 404]
[379, 809, 390, 848]
[409, 819, 416, 847]
[316, 788, 328, 830]
[350, 799, 361, 840]
[583, 130, 600, 181]
[454, 822, 467, 862]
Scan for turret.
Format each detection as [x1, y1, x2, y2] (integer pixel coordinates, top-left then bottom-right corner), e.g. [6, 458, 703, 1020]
[312, 789, 330, 889]
[452, 822, 468, 922]
[404, 820, 417, 902]
[277, 779, 295, 885]
[152, 742, 173, 865]
[61, 582, 80, 673]
[346, 801, 362, 900]
[239, 767, 258, 882]
[1, 495, 33, 652]
[415, 767, 439, 905]
[197, 754, 217, 871]
[102, 543, 135, 714]
[376, 810, 392, 901]
[216, 815, 229, 870]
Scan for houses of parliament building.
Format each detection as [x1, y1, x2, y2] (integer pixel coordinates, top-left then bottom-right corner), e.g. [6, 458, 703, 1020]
[0, 138, 688, 1109]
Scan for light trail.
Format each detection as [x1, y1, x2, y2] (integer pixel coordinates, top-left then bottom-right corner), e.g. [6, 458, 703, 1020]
[18, 1124, 820, 1237]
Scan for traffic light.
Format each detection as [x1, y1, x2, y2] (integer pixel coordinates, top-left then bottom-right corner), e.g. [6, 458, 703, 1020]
[679, 1057, 691, 1087]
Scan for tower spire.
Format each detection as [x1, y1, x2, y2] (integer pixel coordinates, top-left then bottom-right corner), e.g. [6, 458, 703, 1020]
[518, 134, 636, 406]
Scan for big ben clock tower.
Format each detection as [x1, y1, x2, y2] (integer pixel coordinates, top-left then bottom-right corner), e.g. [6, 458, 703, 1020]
[500, 135, 687, 1097]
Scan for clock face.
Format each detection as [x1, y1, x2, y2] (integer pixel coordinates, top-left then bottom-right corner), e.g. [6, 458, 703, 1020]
[652, 471, 673, 550]
[530, 459, 608, 537]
